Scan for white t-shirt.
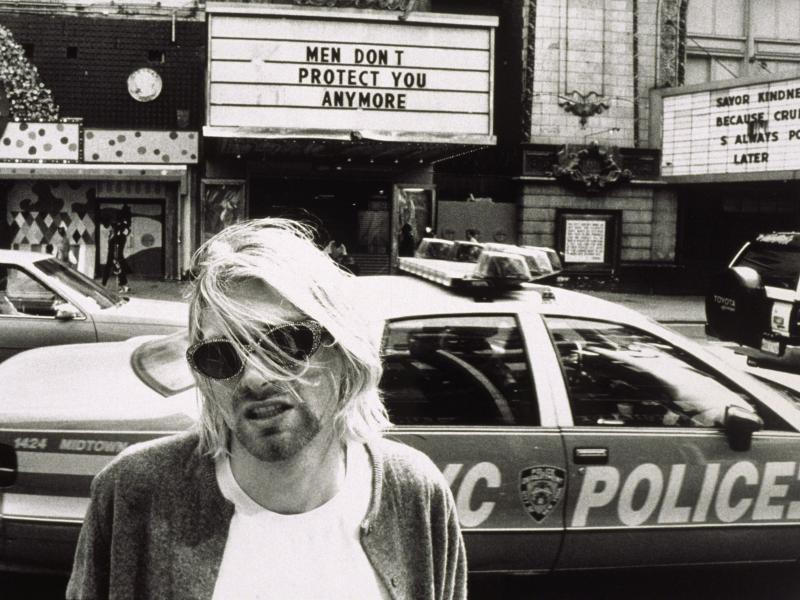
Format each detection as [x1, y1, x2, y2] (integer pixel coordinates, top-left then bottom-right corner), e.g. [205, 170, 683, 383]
[212, 444, 391, 600]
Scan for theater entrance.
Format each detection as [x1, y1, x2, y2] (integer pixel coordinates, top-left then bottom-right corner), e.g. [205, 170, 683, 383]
[249, 178, 392, 275]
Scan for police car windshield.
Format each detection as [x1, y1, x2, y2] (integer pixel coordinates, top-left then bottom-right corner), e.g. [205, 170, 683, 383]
[132, 331, 195, 396]
[735, 241, 800, 290]
[34, 258, 120, 308]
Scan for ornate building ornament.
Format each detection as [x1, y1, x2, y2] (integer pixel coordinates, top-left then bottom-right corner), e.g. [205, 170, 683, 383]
[292, 0, 420, 9]
[551, 141, 632, 193]
[558, 91, 610, 127]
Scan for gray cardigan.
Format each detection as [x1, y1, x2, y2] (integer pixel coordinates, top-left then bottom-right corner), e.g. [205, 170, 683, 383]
[66, 430, 467, 600]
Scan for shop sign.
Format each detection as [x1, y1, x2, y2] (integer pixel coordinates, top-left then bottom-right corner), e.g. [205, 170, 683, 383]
[662, 76, 800, 178]
[0, 120, 80, 163]
[84, 130, 199, 164]
[206, 5, 497, 141]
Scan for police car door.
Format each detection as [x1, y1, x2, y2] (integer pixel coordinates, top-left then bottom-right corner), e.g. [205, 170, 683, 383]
[543, 316, 800, 570]
[380, 312, 567, 574]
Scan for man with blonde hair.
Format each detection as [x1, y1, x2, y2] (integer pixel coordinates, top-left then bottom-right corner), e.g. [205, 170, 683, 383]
[68, 218, 466, 600]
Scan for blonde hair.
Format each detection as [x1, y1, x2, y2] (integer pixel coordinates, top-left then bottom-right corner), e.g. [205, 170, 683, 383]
[187, 218, 389, 457]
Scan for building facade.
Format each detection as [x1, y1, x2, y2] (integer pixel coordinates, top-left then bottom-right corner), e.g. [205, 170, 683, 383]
[0, 0, 204, 280]
[10, 0, 764, 282]
[513, 0, 684, 279]
[660, 0, 800, 270]
[201, 0, 501, 275]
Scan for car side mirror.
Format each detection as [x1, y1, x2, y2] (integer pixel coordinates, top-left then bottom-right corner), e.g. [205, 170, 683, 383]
[724, 404, 763, 451]
[54, 303, 81, 321]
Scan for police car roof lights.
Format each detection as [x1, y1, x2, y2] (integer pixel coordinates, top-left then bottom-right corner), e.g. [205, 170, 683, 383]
[398, 246, 532, 299]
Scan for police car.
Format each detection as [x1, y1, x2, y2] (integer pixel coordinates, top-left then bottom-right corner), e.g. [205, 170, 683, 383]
[706, 232, 800, 373]
[2, 265, 800, 575]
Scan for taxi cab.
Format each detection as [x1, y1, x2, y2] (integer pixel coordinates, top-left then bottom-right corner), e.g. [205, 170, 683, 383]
[2, 269, 800, 575]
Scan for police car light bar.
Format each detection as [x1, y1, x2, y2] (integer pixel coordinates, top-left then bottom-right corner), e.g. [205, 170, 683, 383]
[397, 257, 492, 291]
[397, 251, 532, 294]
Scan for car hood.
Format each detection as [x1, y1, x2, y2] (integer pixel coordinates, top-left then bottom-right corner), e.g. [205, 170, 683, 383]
[93, 297, 188, 326]
[0, 337, 198, 430]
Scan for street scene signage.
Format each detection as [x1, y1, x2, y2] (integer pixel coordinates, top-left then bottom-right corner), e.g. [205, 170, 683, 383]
[662, 76, 800, 178]
[564, 219, 606, 263]
[206, 5, 497, 141]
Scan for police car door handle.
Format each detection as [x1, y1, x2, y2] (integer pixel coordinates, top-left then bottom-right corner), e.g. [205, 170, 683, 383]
[573, 447, 609, 465]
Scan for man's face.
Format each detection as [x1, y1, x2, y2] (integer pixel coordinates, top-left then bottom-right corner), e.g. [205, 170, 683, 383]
[199, 279, 342, 462]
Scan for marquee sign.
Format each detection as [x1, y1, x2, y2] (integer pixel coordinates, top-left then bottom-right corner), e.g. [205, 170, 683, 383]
[205, 4, 497, 144]
[661, 75, 800, 179]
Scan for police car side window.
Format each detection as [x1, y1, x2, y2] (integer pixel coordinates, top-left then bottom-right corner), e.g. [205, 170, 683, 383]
[379, 315, 539, 426]
[544, 317, 759, 428]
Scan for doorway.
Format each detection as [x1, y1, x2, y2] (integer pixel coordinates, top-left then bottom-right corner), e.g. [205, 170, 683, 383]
[249, 178, 392, 260]
[96, 200, 165, 279]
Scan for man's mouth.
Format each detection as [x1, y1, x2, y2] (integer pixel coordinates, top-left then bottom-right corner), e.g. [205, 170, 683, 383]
[244, 402, 293, 421]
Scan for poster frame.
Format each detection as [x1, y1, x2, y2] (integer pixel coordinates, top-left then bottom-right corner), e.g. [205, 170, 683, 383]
[199, 179, 248, 246]
[554, 209, 621, 272]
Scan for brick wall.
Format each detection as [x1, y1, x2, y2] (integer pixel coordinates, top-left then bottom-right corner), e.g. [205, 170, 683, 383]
[530, 0, 636, 146]
[0, 13, 206, 130]
[526, 0, 683, 149]
[519, 182, 677, 262]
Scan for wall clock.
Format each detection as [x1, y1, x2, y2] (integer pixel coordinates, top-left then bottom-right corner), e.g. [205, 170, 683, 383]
[127, 67, 163, 102]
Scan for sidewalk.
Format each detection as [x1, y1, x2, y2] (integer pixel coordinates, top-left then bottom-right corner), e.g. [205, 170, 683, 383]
[121, 277, 706, 324]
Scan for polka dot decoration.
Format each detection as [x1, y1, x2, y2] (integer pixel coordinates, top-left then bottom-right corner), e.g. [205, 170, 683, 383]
[0, 121, 81, 162]
[84, 130, 199, 164]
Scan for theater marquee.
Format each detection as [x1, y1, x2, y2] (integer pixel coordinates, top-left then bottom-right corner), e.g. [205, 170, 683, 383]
[659, 75, 800, 180]
[204, 3, 497, 144]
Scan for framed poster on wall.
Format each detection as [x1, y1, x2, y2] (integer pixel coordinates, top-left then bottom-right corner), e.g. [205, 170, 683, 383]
[200, 179, 247, 244]
[555, 210, 620, 271]
[391, 185, 436, 266]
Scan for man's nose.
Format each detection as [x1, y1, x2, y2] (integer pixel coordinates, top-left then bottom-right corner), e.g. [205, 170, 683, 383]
[236, 355, 284, 398]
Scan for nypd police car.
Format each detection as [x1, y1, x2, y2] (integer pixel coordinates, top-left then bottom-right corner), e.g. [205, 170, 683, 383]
[2, 270, 800, 575]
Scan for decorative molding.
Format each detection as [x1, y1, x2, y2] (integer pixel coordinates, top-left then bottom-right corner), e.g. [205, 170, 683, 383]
[0, 84, 9, 139]
[291, 0, 424, 9]
[659, 0, 686, 88]
[551, 142, 632, 193]
[521, 0, 537, 142]
[677, 0, 688, 85]
[557, 91, 609, 127]
[632, 0, 639, 147]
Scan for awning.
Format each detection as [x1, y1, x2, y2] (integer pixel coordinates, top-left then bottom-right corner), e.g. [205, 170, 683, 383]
[204, 128, 495, 165]
[0, 163, 187, 180]
[0, 163, 188, 192]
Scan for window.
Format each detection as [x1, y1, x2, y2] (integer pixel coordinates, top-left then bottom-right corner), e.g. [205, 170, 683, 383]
[380, 315, 538, 426]
[0, 266, 63, 317]
[544, 317, 763, 428]
[686, 0, 800, 84]
[733, 241, 800, 290]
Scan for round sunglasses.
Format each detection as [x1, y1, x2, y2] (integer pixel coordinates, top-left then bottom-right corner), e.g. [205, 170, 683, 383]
[186, 319, 327, 380]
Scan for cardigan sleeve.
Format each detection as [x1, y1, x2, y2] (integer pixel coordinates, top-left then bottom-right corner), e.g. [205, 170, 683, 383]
[66, 467, 115, 600]
[439, 485, 468, 600]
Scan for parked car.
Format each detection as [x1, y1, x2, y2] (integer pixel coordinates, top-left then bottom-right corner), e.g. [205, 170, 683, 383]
[2, 274, 800, 575]
[706, 232, 800, 372]
[0, 249, 187, 361]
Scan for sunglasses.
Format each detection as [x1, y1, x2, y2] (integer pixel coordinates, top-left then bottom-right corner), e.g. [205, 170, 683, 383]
[186, 319, 327, 380]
